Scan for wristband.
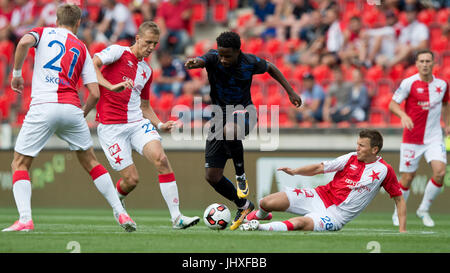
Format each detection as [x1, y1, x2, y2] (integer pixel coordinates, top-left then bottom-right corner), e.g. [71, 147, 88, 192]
[12, 69, 22, 78]
[157, 122, 164, 130]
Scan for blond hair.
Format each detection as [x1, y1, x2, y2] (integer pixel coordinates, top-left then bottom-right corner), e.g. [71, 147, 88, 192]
[56, 4, 82, 27]
[137, 21, 160, 36]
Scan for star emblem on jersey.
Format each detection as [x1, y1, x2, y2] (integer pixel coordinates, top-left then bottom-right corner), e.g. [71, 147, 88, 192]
[115, 155, 123, 164]
[436, 87, 442, 94]
[405, 161, 411, 167]
[141, 71, 147, 80]
[293, 188, 302, 196]
[369, 170, 380, 182]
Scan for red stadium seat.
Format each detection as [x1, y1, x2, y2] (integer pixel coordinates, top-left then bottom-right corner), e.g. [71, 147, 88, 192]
[293, 65, 311, 81]
[366, 65, 384, 82]
[417, 9, 435, 26]
[175, 94, 193, 108]
[264, 38, 282, 56]
[442, 51, 450, 68]
[312, 64, 331, 84]
[212, 1, 228, 23]
[404, 65, 418, 78]
[436, 8, 450, 25]
[0, 40, 15, 64]
[431, 36, 449, 53]
[246, 37, 264, 55]
[89, 42, 107, 56]
[388, 64, 404, 83]
[368, 108, 388, 127]
[0, 56, 6, 88]
[192, 1, 207, 23]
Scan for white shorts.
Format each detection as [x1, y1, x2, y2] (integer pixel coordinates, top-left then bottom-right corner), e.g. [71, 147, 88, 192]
[283, 187, 343, 231]
[399, 142, 447, 173]
[15, 103, 93, 157]
[97, 119, 162, 171]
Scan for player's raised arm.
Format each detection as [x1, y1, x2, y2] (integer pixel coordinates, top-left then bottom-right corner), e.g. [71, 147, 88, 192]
[277, 163, 324, 176]
[11, 33, 36, 94]
[184, 57, 206, 70]
[389, 99, 414, 130]
[92, 55, 133, 92]
[266, 62, 302, 108]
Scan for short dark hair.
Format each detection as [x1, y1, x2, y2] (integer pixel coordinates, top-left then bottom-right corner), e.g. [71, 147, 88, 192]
[359, 129, 383, 153]
[415, 49, 434, 61]
[216, 31, 241, 50]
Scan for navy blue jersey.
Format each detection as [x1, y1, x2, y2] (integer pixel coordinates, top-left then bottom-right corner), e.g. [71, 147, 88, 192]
[199, 49, 268, 108]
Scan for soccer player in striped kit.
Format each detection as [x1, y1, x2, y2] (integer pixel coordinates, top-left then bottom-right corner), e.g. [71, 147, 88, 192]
[240, 129, 407, 233]
[389, 49, 450, 227]
[92, 21, 199, 229]
[3, 4, 136, 232]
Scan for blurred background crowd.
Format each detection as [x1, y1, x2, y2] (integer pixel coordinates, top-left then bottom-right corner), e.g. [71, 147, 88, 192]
[1, 0, 450, 129]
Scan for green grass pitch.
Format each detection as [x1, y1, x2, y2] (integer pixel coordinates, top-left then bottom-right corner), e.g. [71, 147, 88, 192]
[1, 208, 449, 253]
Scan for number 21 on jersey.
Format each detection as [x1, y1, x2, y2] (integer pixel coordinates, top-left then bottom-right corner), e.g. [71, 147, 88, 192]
[43, 40, 80, 78]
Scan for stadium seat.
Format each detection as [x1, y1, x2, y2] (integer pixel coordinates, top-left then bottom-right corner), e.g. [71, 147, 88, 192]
[292, 65, 311, 81]
[246, 37, 264, 55]
[436, 8, 450, 25]
[442, 51, 450, 67]
[89, 42, 107, 56]
[192, 1, 207, 23]
[211, 0, 228, 23]
[0, 56, 6, 88]
[366, 65, 384, 82]
[368, 108, 388, 127]
[404, 65, 418, 78]
[0, 40, 14, 64]
[431, 35, 449, 53]
[175, 94, 194, 108]
[132, 12, 143, 28]
[388, 64, 404, 83]
[0, 96, 11, 121]
[311, 64, 331, 84]
[417, 9, 435, 26]
[264, 38, 282, 56]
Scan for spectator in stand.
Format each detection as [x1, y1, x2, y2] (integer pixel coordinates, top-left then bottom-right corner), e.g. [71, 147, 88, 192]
[281, 0, 315, 40]
[36, 0, 63, 28]
[295, 10, 328, 66]
[387, 4, 429, 67]
[0, 0, 14, 42]
[129, 0, 160, 21]
[155, 0, 192, 55]
[152, 50, 192, 97]
[10, 0, 37, 41]
[95, 0, 137, 44]
[324, 7, 343, 54]
[363, 10, 401, 68]
[348, 68, 370, 122]
[338, 16, 367, 67]
[239, 0, 277, 40]
[287, 72, 325, 125]
[322, 67, 354, 123]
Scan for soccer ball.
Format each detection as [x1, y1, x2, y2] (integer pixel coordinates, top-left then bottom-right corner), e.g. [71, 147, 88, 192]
[203, 203, 231, 230]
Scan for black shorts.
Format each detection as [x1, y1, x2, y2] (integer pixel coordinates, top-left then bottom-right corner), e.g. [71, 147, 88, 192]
[205, 109, 257, 169]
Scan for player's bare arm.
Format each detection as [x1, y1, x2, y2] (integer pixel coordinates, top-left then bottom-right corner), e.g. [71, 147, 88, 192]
[393, 195, 407, 233]
[11, 33, 36, 93]
[184, 57, 206, 69]
[277, 163, 324, 176]
[389, 100, 414, 130]
[266, 62, 302, 108]
[442, 102, 450, 136]
[82, 82, 100, 117]
[92, 56, 133, 92]
[140, 99, 175, 132]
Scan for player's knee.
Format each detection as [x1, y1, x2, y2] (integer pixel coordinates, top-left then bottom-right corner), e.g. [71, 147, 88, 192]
[433, 170, 446, 183]
[123, 174, 139, 188]
[205, 172, 221, 185]
[153, 153, 169, 169]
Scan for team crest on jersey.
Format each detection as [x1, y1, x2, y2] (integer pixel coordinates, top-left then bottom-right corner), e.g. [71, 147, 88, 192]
[417, 88, 424, 93]
[127, 60, 134, 67]
[48, 29, 56, 35]
[349, 164, 358, 171]
[108, 143, 122, 157]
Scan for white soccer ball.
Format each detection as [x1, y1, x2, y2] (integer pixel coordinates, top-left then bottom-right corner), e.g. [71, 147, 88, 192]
[203, 203, 231, 230]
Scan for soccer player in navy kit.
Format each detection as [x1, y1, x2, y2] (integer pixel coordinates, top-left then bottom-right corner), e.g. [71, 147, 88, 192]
[185, 31, 302, 230]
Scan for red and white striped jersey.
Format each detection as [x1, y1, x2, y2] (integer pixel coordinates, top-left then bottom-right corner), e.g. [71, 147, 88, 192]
[316, 152, 401, 225]
[94, 45, 152, 124]
[28, 27, 97, 108]
[392, 73, 449, 145]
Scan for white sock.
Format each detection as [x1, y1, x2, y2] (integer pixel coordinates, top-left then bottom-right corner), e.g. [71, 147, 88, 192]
[90, 165, 125, 214]
[258, 220, 294, 231]
[418, 178, 443, 212]
[159, 173, 181, 222]
[12, 171, 32, 223]
[256, 201, 270, 219]
[394, 184, 410, 216]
